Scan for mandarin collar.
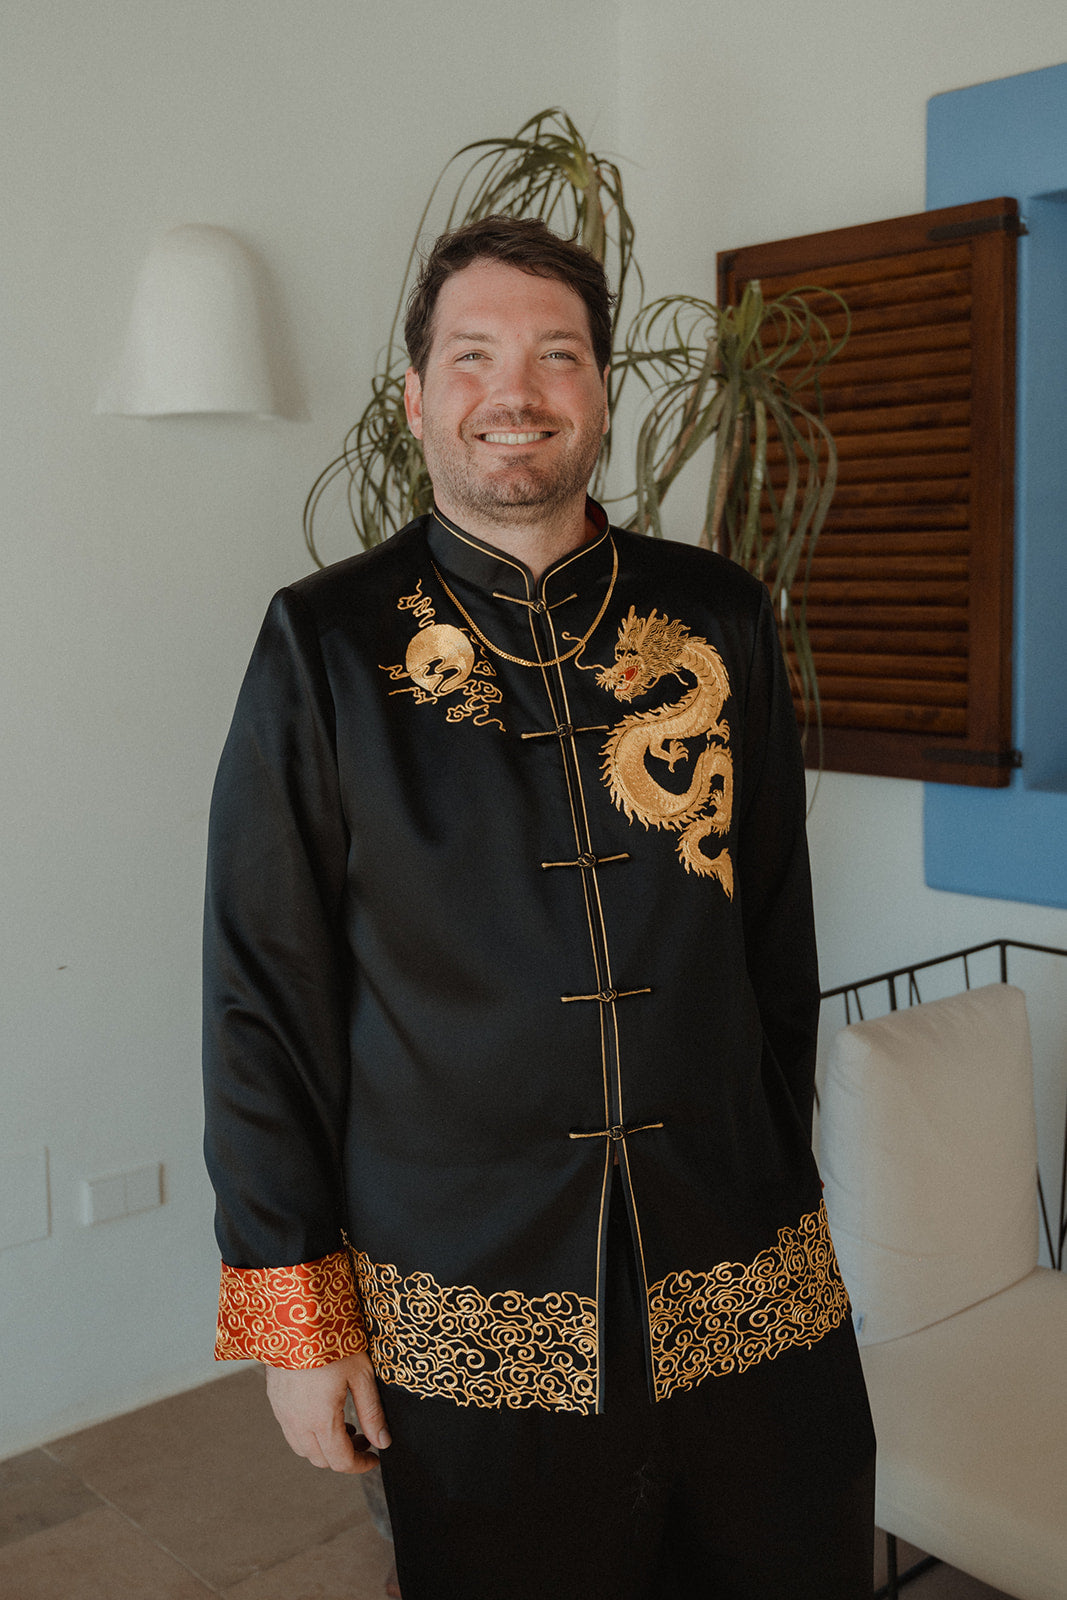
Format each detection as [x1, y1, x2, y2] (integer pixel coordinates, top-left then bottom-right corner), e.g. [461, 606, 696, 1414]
[426, 498, 612, 602]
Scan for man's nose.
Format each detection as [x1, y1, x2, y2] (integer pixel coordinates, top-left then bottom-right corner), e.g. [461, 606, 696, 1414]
[488, 355, 545, 410]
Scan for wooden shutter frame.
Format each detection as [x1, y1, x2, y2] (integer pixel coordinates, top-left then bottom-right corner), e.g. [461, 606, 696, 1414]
[718, 198, 1019, 787]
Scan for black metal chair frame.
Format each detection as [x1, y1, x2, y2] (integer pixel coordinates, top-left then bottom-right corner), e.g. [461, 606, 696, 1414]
[819, 938, 1067, 1599]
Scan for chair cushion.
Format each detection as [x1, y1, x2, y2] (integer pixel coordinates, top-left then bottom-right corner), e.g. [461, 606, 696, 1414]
[861, 1268, 1067, 1600]
[821, 983, 1037, 1344]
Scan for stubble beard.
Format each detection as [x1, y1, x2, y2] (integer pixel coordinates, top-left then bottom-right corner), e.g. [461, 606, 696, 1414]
[423, 409, 605, 528]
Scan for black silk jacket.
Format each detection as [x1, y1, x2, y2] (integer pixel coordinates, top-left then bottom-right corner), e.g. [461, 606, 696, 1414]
[203, 503, 848, 1414]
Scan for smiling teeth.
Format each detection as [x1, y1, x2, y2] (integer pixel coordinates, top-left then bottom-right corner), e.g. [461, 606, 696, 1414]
[482, 431, 549, 444]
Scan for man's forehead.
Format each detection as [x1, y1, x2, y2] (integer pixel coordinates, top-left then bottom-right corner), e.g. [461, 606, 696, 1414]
[438, 325, 588, 347]
[430, 259, 593, 343]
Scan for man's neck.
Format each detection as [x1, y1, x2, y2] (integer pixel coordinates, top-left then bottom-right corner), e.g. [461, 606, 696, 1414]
[432, 496, 595, 583]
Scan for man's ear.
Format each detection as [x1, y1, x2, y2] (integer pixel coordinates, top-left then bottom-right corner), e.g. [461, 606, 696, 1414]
[602, 366, 611, 435]
[403, 368, 424, 439]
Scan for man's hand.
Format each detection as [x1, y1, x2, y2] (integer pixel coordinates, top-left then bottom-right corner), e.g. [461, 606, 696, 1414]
[265, 1351, 390, 1474]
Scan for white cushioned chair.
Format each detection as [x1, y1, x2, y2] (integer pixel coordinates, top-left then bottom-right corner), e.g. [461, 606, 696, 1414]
[820, 982, 1067, 1600]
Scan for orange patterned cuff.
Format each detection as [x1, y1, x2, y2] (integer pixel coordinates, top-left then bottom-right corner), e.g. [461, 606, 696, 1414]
[216, 1250, 368, 1367]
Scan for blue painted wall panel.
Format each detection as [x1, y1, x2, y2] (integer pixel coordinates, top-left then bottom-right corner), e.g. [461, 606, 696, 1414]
[927, 64, 1067, 202]
[924, 61, 1067, 907]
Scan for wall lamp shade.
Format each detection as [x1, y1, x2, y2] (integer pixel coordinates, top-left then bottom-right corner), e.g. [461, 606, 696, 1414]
[97, 225, 280, 417]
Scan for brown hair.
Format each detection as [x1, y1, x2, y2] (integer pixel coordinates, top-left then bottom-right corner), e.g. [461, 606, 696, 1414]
[403, 215, 615, 379]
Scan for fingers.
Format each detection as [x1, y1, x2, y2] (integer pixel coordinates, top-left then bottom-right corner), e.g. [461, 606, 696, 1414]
[263, 1355, 391, 1473]
[349, 1360, 392, 1452]
[286, 1409, 366, 1475]
[310, 1410, 363, 1474]
[265, 1357, 380, 1475]
[344, 1423, 386, 1475]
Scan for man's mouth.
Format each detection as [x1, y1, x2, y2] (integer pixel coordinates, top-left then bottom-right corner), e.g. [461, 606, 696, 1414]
[478, 431, 554, 445]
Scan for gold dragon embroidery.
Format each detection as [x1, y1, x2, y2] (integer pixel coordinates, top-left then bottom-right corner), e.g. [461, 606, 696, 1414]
[597, 607, 734, 894]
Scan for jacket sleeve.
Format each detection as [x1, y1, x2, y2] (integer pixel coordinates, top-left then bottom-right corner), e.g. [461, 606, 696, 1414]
[736, 587, 820, 1137]
[202, 587, 366, 1365]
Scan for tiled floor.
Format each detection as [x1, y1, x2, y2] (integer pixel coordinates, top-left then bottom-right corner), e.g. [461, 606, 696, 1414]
[0, 1368, 1014, 1599]
[0, 1369, 394, 1599]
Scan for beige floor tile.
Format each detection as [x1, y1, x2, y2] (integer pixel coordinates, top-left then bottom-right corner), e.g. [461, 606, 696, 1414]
[221, 1516, 394, 1600]
[45, 1368, 371, 1590]
[0, 1448, 102, 1548]
[0, 1505, 216, 1600]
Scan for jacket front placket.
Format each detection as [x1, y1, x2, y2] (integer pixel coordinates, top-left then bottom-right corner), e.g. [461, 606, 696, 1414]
[427, 509, 661, 1410]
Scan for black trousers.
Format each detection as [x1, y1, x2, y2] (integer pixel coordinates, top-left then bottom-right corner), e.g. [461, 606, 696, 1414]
[378, 1177, 875, 1599]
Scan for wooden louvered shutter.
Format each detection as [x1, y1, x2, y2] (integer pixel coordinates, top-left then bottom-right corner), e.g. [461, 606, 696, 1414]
[717, 198, 1019, 787]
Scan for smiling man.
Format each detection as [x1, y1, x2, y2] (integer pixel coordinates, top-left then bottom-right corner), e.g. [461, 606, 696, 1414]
[203, 216, 874, 1600]
[403, 253, 609, 571]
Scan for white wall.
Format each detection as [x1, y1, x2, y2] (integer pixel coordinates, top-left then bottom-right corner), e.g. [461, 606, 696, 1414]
[4, 0, 1067, 1458]
[0, 0, 618, 1459]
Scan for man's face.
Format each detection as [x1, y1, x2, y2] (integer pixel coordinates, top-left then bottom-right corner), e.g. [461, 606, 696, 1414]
[404, 259, 609, 529]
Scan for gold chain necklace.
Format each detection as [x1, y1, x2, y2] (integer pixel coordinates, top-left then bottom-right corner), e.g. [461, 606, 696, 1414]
[430, 540, 618, 670]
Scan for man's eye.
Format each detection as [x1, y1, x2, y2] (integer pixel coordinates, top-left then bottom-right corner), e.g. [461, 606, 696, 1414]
[456, 351, 486, 362]
[546, 350, 577, 361]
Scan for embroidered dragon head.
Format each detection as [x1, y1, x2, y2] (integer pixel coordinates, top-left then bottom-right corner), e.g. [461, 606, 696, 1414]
[596, 607, 691, 701]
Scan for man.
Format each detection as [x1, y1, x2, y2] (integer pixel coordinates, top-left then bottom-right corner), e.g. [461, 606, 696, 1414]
[203, 215, 874, 1599]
